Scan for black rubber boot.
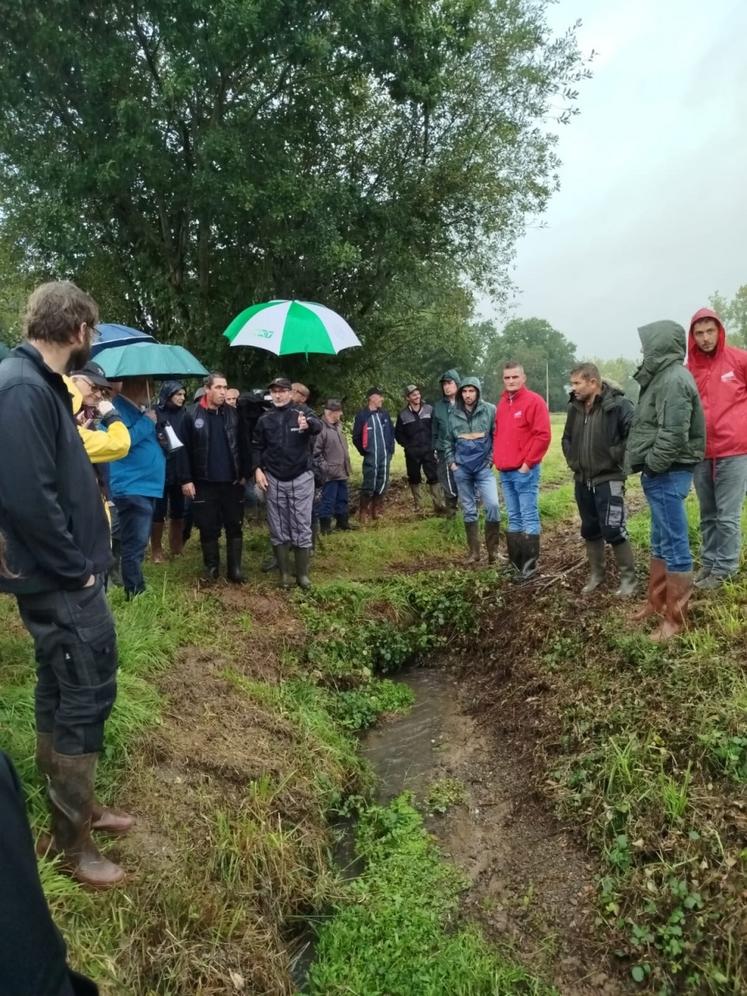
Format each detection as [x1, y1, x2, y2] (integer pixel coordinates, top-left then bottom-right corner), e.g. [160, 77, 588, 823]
[201, 540, 220, 580]
[429, 483, 447, 514]
[520, 533, 540, 581]
[335, 513, 356, 531]
[261, 543, 278, 573]
[294, 547, 312, 589]
[581, 539, 606, 594]
[275, 544, 293, 588]
[226, 536, 245, 583]
[485, 521, 501, 565]
[319, 517, 333, 535]
[44, 752, 125, 888]
[464, 521, 481, 565]
[506, 531, 524, 578]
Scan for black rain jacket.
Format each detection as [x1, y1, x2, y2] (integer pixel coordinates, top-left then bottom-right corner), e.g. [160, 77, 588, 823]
[253, 402, 322, 481]
[395, 402, 435, 457]
[177, 399, 245, 483]
[562, 381, 634, 485]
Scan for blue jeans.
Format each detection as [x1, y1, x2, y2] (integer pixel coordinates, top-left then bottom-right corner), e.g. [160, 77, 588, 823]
[500, 465, 541, 534]
[319, 480, 349, 518]
[114, 495, 155, 596]
[641, 469, 694, 572]
[453, 465, 500, 523]
[693, 456, 747, 577]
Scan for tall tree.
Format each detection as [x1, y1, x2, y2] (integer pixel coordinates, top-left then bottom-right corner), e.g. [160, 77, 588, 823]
[588, 355, 640, 401]
[709, 287, 747, 347]
[479, 316, 576, 409]
[0, 1, 585, 391]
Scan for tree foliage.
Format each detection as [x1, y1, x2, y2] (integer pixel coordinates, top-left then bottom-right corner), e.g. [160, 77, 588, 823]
[709, 286, 747, 347]
[478, 316, 576, 409]
[0, 0, 585, 396]
[586, 355, 640, 402]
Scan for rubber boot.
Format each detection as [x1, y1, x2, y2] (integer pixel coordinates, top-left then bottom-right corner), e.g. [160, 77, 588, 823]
[506, 531, 524, 578]
[311, 519, 320, 557]
[201, 539, 220, 580]
[581, 539, 606, 594]
[261, 543, 278, 573]
[169, 518, 185, 556]
[612, 541, 638, 597]
[226, 536, 245, 583]
[485, 521, 501, 565]
[520, 533, 540, 581]
[410, 483, 422, 512]
[464, 521, 481, 565]
[650, 571, 693, 642]
[109, 536, 123, 587]
[359, 495, 372, 526]
[446, 496, 458, 520]
[336, 513, 357, 531]
[372, 494, 385, 521]
[275, 544, 293, 589]
[630, 557, 667, 622]
[319, 517, 333, 535]
[429, 483, 447, 514]
[45, 752, 125, 888]
[294, 547, 312, 589]
[150, 521, 165, 563]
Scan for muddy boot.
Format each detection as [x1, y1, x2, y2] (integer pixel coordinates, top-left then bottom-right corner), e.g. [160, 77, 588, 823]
[520, 533, 540, 581]
[226, 536, 245, 583]
[581, 539, 606, 594]
[45, 752, 125, 889]
[409, 483, 422, 512]
[446, 496, 458, 519]
[485, 521, 501, 565]
[612, 541, 638, 598]
[505, 531, 524, 579]
[358, 495, 372, 526]
[372, 494, 385, 521]
[464, 521, 481, 565]
[261, 543, 278, 573]
[319, 517, 333, 535]
[200, 539, 220, 581]
[630, 557, 667, 622]
[294, 547, 312, 589]
[336, 513, 356, 531]
[429, 483, 446, 514]
[650, 571, 693, 642]
[150, 521, 165, 563]
[168, 518, 185, 556]
[275, 544, 293, 589]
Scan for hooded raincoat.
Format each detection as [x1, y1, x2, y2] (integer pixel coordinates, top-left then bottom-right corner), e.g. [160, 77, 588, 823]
[431, 369, 461, 455]
[686, 308, 747, 459]
[627, 321, 705, 473]
[443, 377, 495, 472]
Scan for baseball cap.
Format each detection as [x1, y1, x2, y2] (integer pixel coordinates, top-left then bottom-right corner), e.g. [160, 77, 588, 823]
[404, 384, 419, 396]
[324, 398, 342, 411]
[268, 377, 292, 390]
[71, 360, 111, 389]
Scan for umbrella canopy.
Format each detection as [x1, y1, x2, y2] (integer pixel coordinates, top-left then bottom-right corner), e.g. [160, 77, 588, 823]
[96, 342, 208, 379]
[91, 322, 156, 357]
[223, 300, 361, 356]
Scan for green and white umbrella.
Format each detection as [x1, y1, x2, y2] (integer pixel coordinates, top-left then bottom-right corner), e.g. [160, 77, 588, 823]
[223, 300, 361, 356]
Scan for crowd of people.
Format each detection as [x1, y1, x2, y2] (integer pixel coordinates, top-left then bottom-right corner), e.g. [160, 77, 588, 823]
[0, 282, 744, 994]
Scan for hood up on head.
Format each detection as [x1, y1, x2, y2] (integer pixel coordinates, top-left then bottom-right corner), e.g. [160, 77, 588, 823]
[636, 321, 686, 377]
[687, 307, 726, 364]
[439, 368, 461, 392]
[458, 375, 482, 405]
[158, 380, 185, 407]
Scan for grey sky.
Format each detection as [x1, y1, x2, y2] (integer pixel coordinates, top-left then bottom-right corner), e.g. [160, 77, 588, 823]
[497, 0, 747, 359]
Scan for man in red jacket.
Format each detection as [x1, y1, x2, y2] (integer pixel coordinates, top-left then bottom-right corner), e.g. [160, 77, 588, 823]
[686, 307, 747, 588]
[493, 361, 552, 580]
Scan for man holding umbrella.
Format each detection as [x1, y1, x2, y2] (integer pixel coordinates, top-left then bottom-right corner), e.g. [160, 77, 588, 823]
[253, 377, 322, 588]
[179, 372, 247, 583]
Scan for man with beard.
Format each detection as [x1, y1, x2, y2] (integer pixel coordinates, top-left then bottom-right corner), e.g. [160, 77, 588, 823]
[253, 377, 322, 588]
[431, 370, 461, 518]
[0, 281, 128, 888]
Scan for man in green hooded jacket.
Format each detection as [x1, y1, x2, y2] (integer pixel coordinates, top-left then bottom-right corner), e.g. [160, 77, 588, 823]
[431, 369, 460, 517]
[627, 320, 705, 641]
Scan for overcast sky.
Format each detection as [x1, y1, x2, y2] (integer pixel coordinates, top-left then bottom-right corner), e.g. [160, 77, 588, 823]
[496, 0, 747, 359]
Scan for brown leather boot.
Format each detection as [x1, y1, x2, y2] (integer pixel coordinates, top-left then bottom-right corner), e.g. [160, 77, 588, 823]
[36, 733, 134, 834]
[485, 521, 501, 565]
[358, 495, 372, 525]
[630, 557, 667, 622]
[45, 752, 126, 888]
[650, 571, 693, 642]
[150, 521, 165, 563]
[168, 518, 185, 556]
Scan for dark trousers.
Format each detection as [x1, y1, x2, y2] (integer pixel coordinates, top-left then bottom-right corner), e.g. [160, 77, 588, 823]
[152, 482, 186, 523]
[575, 479, 628, 545]
[114, 494, 155, 595]
[16, 577, 118, 755]
[192, 481, 244, 542]
[0, 753, 99, 995]
[319, 480, 349, 518]
[404, 450, 438, 485]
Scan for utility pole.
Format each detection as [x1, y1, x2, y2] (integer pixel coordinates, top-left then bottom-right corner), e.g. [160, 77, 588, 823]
[545, 359, 550, 409]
